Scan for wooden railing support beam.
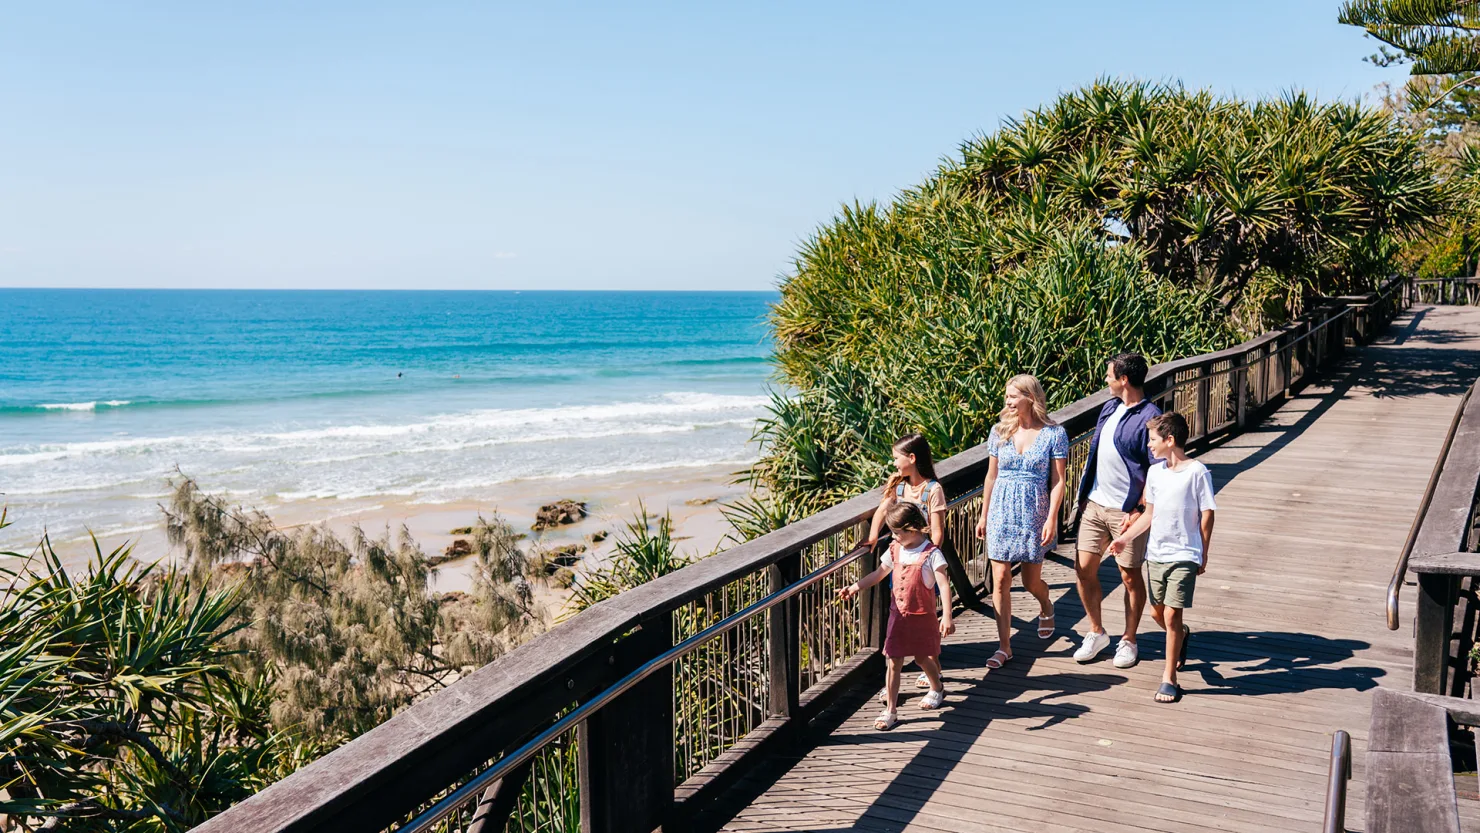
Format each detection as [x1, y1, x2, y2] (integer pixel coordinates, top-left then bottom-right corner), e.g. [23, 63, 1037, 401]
[1415, 571, 1457, 695]
[768, 552, 802, 722]
[465, 760, 534, 833]
[579, 615, 674, 833]
[938, 537, 978, 606]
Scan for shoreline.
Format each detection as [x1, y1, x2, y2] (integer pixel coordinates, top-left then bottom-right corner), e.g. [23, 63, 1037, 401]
[2, 462, 752, 597]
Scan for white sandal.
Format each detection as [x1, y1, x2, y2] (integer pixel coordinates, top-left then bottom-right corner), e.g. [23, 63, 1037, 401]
[985, 649, 1012, 670]
[1038, 614, 1056, 639]
[915, 671, 930, 688]
[874, 709, 898, 730]
[919, 689, 945, 710]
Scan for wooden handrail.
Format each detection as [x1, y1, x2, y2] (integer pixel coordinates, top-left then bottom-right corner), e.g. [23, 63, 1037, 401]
[195, 275, 1411, 833]
[1403, 376, 1480, 694]
[1387, 382, 1478, 630]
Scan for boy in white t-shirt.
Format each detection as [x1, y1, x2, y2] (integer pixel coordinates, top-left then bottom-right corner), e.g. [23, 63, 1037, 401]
[1109, 412, 1216, 704]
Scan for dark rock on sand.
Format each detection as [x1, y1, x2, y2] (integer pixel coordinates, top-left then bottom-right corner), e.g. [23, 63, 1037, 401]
[533, 499, 587, 531]
[449, 526, 474, 535]
[428, 538, 474, 566]
[684, 497, 718, 506]
[547, 543, 587, 567]
[588, 529, 609, 543]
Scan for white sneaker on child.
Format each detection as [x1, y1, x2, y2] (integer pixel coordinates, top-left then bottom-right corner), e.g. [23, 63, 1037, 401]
[1112, 639, 1139, 668]
[1073, 630, 1111, 663]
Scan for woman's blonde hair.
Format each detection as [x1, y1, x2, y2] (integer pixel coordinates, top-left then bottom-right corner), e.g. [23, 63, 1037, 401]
[994, 374, 1055, 440]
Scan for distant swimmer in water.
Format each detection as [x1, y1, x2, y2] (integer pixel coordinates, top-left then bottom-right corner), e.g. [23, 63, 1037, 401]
[397, 372, 403, 378]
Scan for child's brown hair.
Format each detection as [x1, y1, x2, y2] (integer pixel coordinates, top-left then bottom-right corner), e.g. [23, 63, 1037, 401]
[892, 433, 938, 480]
[885, 501, 929, 532]
[1149, 411, 1190, 448]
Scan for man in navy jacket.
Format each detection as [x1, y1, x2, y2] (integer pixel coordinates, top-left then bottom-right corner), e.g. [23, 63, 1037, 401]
[1072, 353, 1161, 668]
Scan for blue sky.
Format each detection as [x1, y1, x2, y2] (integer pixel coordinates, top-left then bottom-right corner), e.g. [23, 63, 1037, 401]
[0, 2, 1409, 291]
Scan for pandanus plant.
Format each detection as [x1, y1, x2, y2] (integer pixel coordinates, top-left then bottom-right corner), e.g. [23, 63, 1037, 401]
[736, 79, 1442, 537]
[0, 511, 306, 831]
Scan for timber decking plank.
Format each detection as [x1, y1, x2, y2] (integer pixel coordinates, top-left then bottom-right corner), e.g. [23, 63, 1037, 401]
[718, 304, 1480, 833]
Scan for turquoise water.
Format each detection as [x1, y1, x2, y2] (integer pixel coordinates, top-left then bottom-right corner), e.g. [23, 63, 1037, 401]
[0, 290, 777, 549]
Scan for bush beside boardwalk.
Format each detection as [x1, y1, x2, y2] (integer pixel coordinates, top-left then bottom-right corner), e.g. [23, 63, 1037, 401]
[734, 80, 1443, 536]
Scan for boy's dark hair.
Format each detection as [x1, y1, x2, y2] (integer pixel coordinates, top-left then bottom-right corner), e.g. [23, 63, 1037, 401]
[1149, 412, 1190, 448]
[1108, 353, 1149, 388]
[885, 502, 929, 532]
[892, 433, 938, 480]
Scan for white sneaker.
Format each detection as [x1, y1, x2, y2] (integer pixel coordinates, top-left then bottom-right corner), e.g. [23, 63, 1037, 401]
[1073, 631, 1112, 663]
[1113, 639, 1139, 668]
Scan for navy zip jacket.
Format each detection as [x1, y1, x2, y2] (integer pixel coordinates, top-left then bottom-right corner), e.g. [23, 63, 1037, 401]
[1075, 397, 1162, 514]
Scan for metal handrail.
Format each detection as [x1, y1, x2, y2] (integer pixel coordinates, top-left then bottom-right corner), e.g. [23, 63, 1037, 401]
[1387, 382, 1477, 630]
[1323, 730, 1351, 833]
[396, 541, 875, 833]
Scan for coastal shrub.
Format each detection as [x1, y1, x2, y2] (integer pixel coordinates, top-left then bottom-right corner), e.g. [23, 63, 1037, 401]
[1361, 74, 1480, 282]
[162, 478, 544, 743]
[737, 80, 1441, 532]
[743, 227, 1234, 525]
[0, 515, 315, 831]
[0, 491, 545, 829]
[563, 504, 690, 618]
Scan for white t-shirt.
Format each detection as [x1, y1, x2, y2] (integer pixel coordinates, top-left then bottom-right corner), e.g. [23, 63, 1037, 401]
[880, 540, 948, 591]
[1144, 460, 1218, 564]
[1087, 403, 1133, 509]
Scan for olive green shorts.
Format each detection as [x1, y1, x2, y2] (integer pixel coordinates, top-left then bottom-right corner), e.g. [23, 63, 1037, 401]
[1148, 561, 1198, 609]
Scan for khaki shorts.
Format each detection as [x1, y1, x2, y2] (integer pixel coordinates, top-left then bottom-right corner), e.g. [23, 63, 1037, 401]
[1077, 500, 1148, 568]
[1148, 561, 1198, 609]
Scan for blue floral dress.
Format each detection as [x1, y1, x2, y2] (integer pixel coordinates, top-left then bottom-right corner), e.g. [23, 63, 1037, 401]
[987, 424, 1069, 564]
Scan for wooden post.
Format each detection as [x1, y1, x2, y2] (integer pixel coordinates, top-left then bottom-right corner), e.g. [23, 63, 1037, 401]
[1234, 359, 1248, 428]
[579, 614, 674, 833]
[768, 553, 801, 722]
[1414, 571, 1457, 695]
[1195, 369, 1210, 440]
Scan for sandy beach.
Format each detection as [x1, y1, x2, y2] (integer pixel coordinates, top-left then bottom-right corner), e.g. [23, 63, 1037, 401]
[3, 462, 752, 608]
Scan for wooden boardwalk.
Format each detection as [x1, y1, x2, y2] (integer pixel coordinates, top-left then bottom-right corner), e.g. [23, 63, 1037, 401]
[715, 305, 1480, 833]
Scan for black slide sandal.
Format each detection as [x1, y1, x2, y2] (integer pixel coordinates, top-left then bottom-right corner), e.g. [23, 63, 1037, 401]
[1155, 682, 1181, 703]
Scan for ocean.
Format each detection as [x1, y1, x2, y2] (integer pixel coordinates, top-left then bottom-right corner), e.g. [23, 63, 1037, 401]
[0, 289, 777, 552]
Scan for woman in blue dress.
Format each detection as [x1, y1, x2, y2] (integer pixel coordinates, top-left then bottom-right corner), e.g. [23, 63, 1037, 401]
[974, 374, 1068, 670]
